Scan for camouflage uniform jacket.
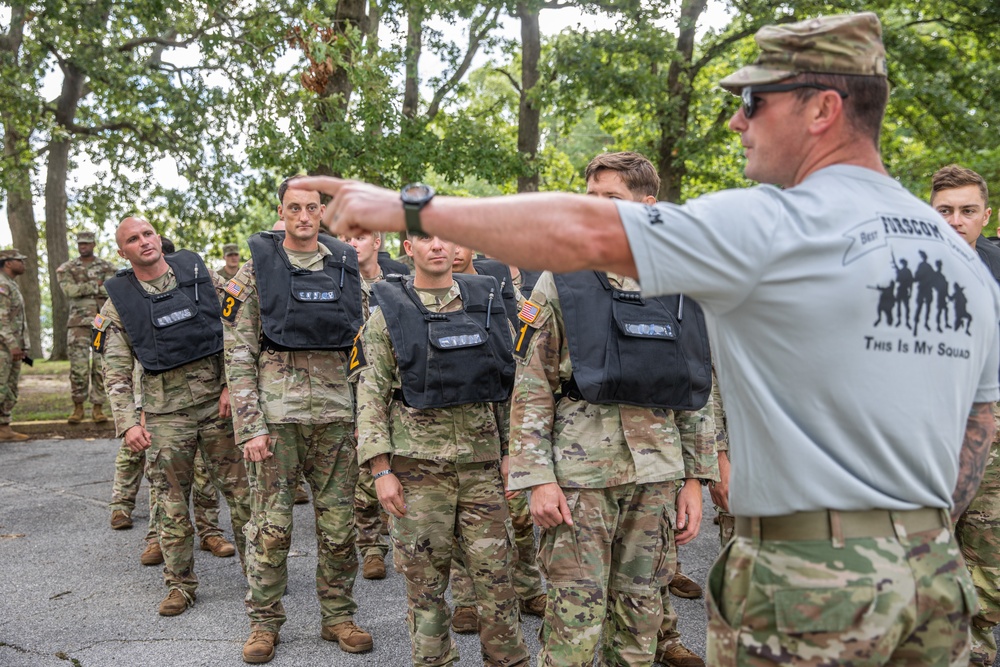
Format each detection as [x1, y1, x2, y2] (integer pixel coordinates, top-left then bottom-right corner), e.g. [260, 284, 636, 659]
[215, 264, 239, 282]
[0, 272, 26, 352]
[56, 256, 117, 327]
[99, 268, 226, 438]
[223, 247, 355, 446]
[508, 271, 718, 492]
[355, 281, 508, 467]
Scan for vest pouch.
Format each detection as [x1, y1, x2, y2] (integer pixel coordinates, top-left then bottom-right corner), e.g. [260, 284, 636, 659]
[149, 291, 198, 328]
[289, 270, 341, 303]
[609, 294, 692, 407]
[423, 315, 501, 407]
[427, 318, 488, 350]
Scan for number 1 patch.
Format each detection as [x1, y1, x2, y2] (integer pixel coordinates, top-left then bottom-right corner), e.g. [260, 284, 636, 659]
[512, 321, 538, 361]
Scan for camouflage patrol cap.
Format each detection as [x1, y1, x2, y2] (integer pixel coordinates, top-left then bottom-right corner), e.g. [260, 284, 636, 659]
[0, 249, 27, 261]
[719, 12, 888, 93]
[222, 243, 240, 256]
[76, 231, 96, 243]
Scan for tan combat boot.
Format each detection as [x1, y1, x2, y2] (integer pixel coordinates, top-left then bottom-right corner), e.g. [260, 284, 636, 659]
[158, 588, 194, 616]
[668, 571, 703, 599]
[242, 630, 279, 664]
[110, 510, 133, 530]
[67, 402, 85, 424]
[321, 621, 373, 653]
[140, 540, 164, 566]
[91, 404, 108, 423]
[656, 641, 705, 667]
[200, 535, 236, 558]
[519, 593, 547, 618]
[294, 484, 309, 504]
[0, 425, 28, 441]
[451, 606, 479, 633]
[362, 554, 386, 580]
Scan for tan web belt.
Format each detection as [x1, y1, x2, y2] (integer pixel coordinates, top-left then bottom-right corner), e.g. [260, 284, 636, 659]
[735, 507, 948, 543]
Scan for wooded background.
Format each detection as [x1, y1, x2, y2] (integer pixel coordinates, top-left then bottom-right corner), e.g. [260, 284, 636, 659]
[2, 0, 998, 358]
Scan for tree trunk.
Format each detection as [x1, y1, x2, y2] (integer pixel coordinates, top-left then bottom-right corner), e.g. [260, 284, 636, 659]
[402, 3, 423, 120]
[3, 126, 43, 358]
[656, 0, 706, 202]
[516, 3, 540, 194]
[44, 62, 88, 360]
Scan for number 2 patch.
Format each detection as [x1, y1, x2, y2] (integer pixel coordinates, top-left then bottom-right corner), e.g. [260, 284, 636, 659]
[349, 330, 368, 374]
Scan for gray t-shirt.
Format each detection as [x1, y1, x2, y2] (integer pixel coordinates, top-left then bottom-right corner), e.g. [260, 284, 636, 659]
[618, 165, 1000, 517]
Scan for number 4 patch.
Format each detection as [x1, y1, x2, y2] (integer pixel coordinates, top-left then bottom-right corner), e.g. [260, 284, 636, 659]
[91, 314, 111, 354]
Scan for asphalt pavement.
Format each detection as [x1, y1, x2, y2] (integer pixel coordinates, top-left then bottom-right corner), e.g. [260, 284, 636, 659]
[8, 436, 989, 666]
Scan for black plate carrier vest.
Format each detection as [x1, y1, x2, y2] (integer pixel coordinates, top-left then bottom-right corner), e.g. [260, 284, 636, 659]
[378, 251, 410, 277]
[104, 250, 223, 374]
[372, 274, 515, 409]
[519, 270, 542, 300]
[553, 271, 711, 410]
[248, 231, 364, 352]
[473, 258, 519, 330]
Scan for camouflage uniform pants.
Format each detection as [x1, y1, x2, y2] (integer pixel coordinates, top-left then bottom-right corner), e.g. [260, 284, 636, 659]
[0, 351, 21, 423]
[355, 466, 389, 559]
[110, 438, 226, 541]
[707, 520, 974, 666]
[537, 481, 674, 667]
[956, 431, 1000, 666]
[145, 397, 251, 596]
[67, 325, 105, 405]
[450, 491, 543, 607]
[391, 456, 528, 667]
[243, 420, 359, 632]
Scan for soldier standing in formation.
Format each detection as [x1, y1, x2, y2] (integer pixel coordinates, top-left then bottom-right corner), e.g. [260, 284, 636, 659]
[224, 181, 372, 663]
[506, 151, 717, 667]
[97, 217, 251, 617]
[0, 249, 28, 442]
[56, 231, 116, 425]
[354, 230, 529, 667]
[216, 243, 242, 281]
[930, 164, 1000, 666]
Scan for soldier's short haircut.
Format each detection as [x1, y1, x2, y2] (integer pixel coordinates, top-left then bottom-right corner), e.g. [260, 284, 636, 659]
[277, 178, 292, 205]
[584, 152, 660, 198]
[791, 73, 889, 147]
[931, 164, 989, 208]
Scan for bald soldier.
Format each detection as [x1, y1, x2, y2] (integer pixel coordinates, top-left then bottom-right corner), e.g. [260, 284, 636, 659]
[97, 217, 250, 617]
[297, 12, 1000, 666]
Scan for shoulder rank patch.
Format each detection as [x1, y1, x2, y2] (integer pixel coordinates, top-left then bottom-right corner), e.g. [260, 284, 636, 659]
[518, 300, 541, 324]
[224, 279, 246, 300]
[512, 320, 539, 361]
[348, 329, 369, 377]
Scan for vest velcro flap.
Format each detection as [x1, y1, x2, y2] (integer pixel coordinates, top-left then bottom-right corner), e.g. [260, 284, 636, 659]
[428, 319, 487, 350]
[150, 292, 197, 328]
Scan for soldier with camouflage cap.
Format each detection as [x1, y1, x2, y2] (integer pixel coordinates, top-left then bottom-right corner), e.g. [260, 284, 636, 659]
[300, 11, 1000, 665]
[216, 243, 242, 281]
[98, 217, 251, 618]
[0, 249, 29, 441]
[224, 180, 372, 664]
[56, 231, 116, 425]
[354, 232, 529, 667]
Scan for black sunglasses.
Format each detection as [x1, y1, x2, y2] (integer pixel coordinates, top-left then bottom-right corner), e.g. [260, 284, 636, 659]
[741, 83, 848, 119]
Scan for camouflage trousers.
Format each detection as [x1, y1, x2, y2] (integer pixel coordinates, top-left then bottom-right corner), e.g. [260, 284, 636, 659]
[0, 351, 21, 423]
[355, 466, 389, 559]
[450, 491, 544, 607]
[537, 481, 674, 667]
[145, 397, 251, 596]
[243, 420, 359, 632]
[658, 503, 736, 651]
[707, 517, 974, 666]
[67, 325, 105, 405]
[109, 439, 227, 542]
[955, 435, 1000, 666]
[390, 456, 528, 667]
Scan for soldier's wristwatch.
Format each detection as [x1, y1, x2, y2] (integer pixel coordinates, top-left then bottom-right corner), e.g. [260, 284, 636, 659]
[401, 183, 435, 236]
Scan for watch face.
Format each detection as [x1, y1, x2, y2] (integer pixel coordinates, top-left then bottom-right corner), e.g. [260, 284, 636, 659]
[401, 183, 435, 205]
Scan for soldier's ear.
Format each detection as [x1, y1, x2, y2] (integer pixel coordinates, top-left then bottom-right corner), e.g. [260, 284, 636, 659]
[117, 248, 126, 259]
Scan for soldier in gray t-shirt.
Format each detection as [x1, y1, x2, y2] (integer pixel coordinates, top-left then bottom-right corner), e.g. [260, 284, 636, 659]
[294, 12, 997, 666]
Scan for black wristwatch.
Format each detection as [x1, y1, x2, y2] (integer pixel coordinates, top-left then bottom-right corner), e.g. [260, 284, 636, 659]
[401, 183, 436, 235]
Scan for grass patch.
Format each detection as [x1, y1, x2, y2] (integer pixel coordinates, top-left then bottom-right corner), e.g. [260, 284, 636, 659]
[13, 359, 77, 422]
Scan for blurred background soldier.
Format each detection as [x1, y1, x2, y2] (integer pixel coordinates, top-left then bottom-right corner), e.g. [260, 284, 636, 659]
[0, 249, 29, 442]
[216, 243, 242, 281]
[56, 231, 115, 424]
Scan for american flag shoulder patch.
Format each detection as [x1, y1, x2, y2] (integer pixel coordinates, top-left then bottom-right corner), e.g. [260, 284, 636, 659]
[225, 279, 246, 299]
[93, 314, 106, 329]
[518, 300, 541, 324]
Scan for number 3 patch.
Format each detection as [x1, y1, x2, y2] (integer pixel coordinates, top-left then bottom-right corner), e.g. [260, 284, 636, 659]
[221, 295, 241, 324]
